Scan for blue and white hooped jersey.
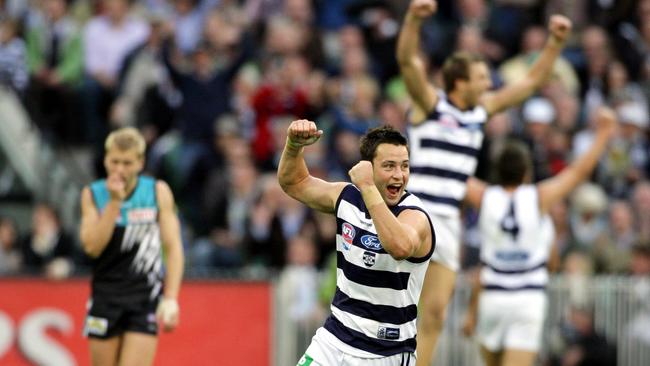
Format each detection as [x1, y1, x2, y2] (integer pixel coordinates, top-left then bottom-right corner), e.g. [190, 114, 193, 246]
[89, 176, 163, 302]
[407, 90, 487, 218]
[479, 185, 554, 291]
[323, 184, 435, 357]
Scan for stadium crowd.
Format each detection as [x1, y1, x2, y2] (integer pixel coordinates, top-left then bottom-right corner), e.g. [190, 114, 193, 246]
[0, 0, 650, 359]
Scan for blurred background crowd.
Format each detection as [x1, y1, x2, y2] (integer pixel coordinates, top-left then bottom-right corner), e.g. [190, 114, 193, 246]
[1, 0, 650, 362]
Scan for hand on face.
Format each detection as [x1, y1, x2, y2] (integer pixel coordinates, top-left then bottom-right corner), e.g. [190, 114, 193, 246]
[106, 173, 127, 201]
[348, 161, 375, 189]
[287, 119, 323, 148]
[548, 15, 572, 44]
[408, 0, 437, 19]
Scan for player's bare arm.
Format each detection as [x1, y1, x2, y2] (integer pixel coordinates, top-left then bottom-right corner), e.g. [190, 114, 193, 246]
[397, 0, 439, 119]
[277, 119, 347, 213]
[156, 180, 184, 332]
[537, 107, 617, 213]
[349, 161, 431, 260]
[461, 269, 481, 338]
[481, 15, 572, 116]
[464, 176, 487, 210]
[79, 177, 125, 258]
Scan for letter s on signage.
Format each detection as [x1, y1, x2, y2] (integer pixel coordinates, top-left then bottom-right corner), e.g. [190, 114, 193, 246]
[0, 308, 77, 366]
[18, 308, 76, 366]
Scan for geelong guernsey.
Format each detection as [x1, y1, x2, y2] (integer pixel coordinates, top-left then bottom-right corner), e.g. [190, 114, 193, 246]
[89, 176, 163, 303]
[479, 185, 554, 291]
[408, 90, 487, 218]
[322, 184, 435, 357]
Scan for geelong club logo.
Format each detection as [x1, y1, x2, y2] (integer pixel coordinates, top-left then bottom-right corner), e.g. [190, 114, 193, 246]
[363, 251, 376, 267]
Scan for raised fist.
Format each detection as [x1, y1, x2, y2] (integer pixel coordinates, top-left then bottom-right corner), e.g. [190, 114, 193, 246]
[594, 106, 618, 136]
[286, 119, 323, 148]
[348, 161, 375, 189]
[548, 15, 572, 44]
[408, 0, 437, 19]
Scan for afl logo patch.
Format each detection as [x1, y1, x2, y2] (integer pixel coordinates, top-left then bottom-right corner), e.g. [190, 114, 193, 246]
[439, 114, 459, 129]
[342, 223, 356, 250]
[360, 235, 382, 250]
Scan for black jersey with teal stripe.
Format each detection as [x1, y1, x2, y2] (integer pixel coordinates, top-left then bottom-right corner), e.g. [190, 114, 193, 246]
[89, 176, 163, 303]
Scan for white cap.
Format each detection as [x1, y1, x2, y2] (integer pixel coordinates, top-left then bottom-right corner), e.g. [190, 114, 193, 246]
[522, 97, 556, 124]
[571, 183, 608, 215]
[617, 102, 648, 129]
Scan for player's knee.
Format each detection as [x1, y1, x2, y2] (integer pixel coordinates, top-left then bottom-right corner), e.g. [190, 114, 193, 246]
[420, 301, 448, 327]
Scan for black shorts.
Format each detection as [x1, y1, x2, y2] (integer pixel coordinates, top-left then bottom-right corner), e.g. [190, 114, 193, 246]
[83, 296, 159, 339]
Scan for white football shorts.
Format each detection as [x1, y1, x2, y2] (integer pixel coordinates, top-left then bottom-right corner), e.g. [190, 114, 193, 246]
[476, 290, 547, 352]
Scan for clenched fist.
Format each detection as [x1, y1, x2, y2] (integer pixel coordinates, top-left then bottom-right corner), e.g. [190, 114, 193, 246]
[286, 119, 323, 148]
[548, 15, 572, 44]
[594, 106, 618, 136]
[407, 0, 437, 19]
[348, 161, 375, 189]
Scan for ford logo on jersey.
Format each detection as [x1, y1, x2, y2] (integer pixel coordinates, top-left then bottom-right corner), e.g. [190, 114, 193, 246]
[360, 235, 382, 250]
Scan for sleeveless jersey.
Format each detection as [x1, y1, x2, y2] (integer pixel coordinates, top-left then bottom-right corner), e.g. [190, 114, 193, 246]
[478, 185, 554, 291]
[89, 176, 163, 303]
[323, 184, 435, 357]
[408, 90, 487, 218]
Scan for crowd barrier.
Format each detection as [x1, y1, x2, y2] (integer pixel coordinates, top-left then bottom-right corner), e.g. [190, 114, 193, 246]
[276, 275, 650, 366]
[0, 278, 271, 365]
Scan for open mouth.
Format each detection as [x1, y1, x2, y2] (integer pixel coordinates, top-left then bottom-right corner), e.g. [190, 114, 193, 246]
[387, 184, 401, 196]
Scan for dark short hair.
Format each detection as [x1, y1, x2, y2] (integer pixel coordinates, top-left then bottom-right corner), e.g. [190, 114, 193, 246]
[496, 140, 532, 186]
[359, 125, 408, 162]
[442, 51, 486, 93]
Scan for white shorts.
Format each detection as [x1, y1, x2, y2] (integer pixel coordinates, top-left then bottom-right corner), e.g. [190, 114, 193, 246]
[476, 290, 547, 352]
[429, 214, 461, 272]
[298, 328, 415, 366]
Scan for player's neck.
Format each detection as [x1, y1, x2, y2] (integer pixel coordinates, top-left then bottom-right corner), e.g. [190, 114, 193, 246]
[447, 92, 471, 111]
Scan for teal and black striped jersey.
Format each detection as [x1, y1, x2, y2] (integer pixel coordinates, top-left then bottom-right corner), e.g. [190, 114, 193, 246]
[89, 176, 163, 303]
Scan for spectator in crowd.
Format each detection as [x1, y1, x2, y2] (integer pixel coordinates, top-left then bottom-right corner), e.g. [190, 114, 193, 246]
[251, 54, 309, 170]
[569, 183, 609, 252]
[20, 203, 75, 279]
[623, 243, 650, 353]
[0, 215, 20, 274]
[277, 233, 323, 325]
[599, 102, 649, 197]
[191, 127, 259, 269]
[25, 0, 83, 144]
[109, 12, 175, 142]
[592, 200, 637, 273]
[500, 24, 580, 96]
[82, 0, 149, 146]
[578, 26, 613, 119]
[247, 175, 314, 269]
[158, 9, 249, 229]
[0, 17, 27, 93]
[629, 242, 650, 276]
[169, 0, 218, 55]
[520, 96, 556, 181]
[547, 305, 617, 366]
[632, 180, 650, 242]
